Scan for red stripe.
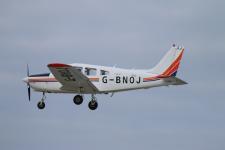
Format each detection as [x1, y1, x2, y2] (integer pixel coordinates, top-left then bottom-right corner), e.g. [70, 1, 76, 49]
[164, 61, 180, 76]
[162, 52, 182, 75]
[162, 49, 184, 76]
[28, 77, 99, 82]
[168, 63, 180, 76]
[29, 78, 57, 82]
[48, 63, 71, 68]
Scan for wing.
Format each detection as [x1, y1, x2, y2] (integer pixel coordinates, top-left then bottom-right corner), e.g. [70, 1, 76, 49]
[163, 77, 188, 85]
[48, 63, 99, 93]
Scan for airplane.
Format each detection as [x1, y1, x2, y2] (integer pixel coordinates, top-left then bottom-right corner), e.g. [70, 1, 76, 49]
[22, 44, 187, 110]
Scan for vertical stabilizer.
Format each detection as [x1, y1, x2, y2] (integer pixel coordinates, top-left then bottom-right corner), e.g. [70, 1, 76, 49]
[150, 44, 184, 77]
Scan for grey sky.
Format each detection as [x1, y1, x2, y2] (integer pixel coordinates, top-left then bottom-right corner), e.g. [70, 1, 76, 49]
[0, 0, 225, 150]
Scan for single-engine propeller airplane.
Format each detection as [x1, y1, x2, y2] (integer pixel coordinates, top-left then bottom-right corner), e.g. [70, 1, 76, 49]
[23, 44, 187, 110]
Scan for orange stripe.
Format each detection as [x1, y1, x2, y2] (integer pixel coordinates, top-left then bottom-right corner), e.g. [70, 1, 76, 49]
[163, 59, 180, 75]
[164, 61, 180, 76]
[163, 52, 182, 75]
[89, 77, 99, 81]
[89, 77, 99, 80]
[162, 49, 184, 76]
[143, 77, 157, 80]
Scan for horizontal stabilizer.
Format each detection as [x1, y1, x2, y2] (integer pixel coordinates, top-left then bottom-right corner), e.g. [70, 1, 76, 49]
[163, 77, 188, 85]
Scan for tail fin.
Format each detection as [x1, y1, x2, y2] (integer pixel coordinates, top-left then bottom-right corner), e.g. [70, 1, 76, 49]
[150, 44, 184, 77]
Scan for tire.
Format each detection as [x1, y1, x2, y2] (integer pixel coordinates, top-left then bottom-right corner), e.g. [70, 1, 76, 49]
[88, 101, 98, 110]
[37, 101, 45, 109]
[73, 95, 83, 105]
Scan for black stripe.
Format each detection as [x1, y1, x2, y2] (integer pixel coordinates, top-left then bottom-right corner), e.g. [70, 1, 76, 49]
[29, 73, 50, 77]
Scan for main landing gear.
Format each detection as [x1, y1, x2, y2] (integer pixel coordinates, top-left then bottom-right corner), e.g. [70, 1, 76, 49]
[36, 93, 98, 110]
[37, 92, 46, 110]
[73, 95, 84, 105]
[73, 94, 98, 110]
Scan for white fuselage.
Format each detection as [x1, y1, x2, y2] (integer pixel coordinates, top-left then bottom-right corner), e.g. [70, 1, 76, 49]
[26, 63, 169, 94]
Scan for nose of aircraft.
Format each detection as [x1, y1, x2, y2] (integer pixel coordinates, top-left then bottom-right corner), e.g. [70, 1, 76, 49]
[22, 77, 29, 83]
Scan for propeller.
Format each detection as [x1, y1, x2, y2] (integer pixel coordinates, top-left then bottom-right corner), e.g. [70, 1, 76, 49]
[27, 64, 31, 101]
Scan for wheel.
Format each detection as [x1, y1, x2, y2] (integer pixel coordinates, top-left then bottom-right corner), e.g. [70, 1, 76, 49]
[37, 101, 45, 109]
[88, 100, 98, 110]
[73, 95, 83, 105]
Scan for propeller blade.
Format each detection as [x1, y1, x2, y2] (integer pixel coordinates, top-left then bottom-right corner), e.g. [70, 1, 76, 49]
[27, 64, 30, 77]
[28, 85, 31, 101]
[26, 64, 31, 101]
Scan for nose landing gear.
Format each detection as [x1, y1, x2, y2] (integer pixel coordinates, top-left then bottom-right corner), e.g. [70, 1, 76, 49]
[37, 101, 45, 109]
[88, 94, 98, 110]
[37, 92, 46, 110]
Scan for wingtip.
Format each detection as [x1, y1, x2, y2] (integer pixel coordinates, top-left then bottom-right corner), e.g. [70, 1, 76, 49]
[48, 63, 71, 68]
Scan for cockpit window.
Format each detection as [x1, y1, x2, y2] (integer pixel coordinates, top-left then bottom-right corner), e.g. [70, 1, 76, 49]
[74, 67, 82, 72]
[85, 68, 97, 76]
[100, 70, 109, 75]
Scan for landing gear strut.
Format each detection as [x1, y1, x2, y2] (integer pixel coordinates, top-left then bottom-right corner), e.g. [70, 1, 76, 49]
[88, 94, 98, 110]
[37, 92, 46, 110]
